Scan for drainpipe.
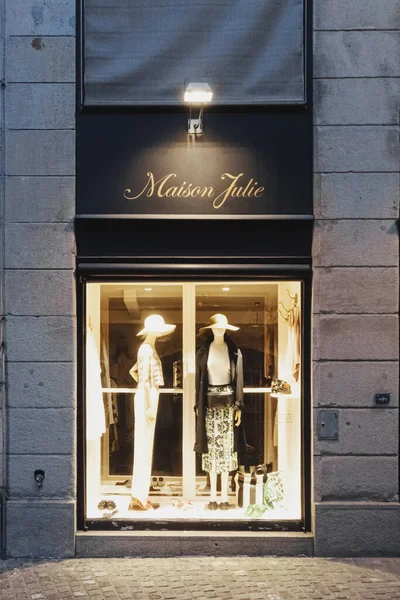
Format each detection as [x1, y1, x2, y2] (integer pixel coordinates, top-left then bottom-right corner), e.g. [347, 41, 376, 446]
[0, 0, 7, 560]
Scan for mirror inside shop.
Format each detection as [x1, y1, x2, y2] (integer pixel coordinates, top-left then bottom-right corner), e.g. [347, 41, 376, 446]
[86, 281, 302, 521]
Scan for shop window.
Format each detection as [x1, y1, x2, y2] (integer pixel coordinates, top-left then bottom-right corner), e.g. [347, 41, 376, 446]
[85, 281, 302, 522]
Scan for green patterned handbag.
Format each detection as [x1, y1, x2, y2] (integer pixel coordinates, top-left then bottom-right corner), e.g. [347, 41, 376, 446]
[263, 471, 284, 509]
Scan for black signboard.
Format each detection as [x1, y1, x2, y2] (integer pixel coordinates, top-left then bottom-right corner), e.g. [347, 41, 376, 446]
[76, 111, 312, 218]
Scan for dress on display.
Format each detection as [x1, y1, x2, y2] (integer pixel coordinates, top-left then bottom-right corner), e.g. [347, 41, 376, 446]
[194, 337, 244, 470]
[86, 328, 106, 441]
[130, 343, 164, 504]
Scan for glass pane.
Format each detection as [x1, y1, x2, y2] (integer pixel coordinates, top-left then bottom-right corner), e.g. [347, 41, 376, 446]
[86, 282, 183, 519]
[85, 280, 302, 523]
[194, 282, 302, 520]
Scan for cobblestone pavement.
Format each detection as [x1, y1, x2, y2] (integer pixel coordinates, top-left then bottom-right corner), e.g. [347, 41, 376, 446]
[0, 557, 399, 600]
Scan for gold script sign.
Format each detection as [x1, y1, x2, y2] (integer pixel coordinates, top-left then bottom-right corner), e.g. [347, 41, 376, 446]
[123, 172, 265, 209]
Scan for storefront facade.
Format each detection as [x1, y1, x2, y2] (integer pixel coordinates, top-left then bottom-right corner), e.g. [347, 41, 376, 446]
[0, 0, 399, 557]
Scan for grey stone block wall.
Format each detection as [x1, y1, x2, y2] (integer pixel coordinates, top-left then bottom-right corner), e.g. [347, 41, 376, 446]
[0, 0, 398, 559]
[3, 0, 76, 558]
[313, 1, 400, 555]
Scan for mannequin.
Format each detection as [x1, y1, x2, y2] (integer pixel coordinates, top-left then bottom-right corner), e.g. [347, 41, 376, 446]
[194, 314, 244, 511]
[128, 314, 175, 511]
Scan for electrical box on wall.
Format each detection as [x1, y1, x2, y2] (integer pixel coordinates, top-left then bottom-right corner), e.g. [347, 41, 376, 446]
[318, 410, 339, 440]
[375, 393, 390, 405]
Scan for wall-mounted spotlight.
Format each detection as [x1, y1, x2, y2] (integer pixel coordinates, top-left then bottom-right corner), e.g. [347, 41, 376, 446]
[184, 81, 213, 134]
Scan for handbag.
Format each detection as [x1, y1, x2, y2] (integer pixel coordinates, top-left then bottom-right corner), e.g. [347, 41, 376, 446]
[271, 379, 291, 394]
[206, 384, 235, 408]
[263, 471, 284, 509]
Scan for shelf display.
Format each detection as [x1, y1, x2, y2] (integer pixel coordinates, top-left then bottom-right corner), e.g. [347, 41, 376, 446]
[85, 281, 302, 523]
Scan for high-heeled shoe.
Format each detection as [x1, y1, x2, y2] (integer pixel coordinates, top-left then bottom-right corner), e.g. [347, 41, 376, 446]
[128, 497, 152, 511]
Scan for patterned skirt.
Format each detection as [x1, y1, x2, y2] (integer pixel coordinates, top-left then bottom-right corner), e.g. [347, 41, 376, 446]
[202, 407, 238, 474]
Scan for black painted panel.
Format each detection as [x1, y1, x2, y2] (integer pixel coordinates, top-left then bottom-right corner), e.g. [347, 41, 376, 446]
[76, 111, 312, 217]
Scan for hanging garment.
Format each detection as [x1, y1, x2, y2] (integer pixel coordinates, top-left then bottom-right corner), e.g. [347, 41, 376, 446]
[288, 305, 301, 382]
[86, 329, 106, 441]
[101, 336, 114, 427]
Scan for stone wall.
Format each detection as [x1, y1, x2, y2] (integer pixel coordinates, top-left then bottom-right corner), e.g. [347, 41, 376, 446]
[3, 0, 76, 557]
[313, 1, 400, 556]
[0, 0, 399, 558]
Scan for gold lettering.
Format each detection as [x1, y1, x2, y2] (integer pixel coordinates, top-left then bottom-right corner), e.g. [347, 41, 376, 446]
[213, 173, 244, 209]
[124, 171, 264, 208]
[123, 171, 156, 199]
[201, 186, 214, 198]
[157, 173, 178, 197]
[190, 186, 202, 197]
[182, 183, 193, 198]
[177, 182, 187, 197]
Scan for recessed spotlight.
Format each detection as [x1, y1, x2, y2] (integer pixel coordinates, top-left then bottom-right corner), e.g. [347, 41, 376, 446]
[144, 287, 152, 292]
[222, 287, 230, 292]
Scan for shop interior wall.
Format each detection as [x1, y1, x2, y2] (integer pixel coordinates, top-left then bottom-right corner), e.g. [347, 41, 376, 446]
[2, 0, 76, 557]
[312, 0, 400, 556]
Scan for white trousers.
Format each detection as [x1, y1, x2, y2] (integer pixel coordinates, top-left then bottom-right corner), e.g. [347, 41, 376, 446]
[131, 387, 159, 505]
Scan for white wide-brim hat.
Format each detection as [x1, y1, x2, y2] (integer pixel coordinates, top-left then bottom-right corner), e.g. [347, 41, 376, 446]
[137, 314, 176, 337]
[199, 313, 239, 335]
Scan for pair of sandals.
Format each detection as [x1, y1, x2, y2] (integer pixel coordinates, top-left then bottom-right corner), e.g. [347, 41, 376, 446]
[97, 500, 117, 511]
[244, 504, 268, 518]
[150, 476, 166, 490]
[208, 501, 229, 511]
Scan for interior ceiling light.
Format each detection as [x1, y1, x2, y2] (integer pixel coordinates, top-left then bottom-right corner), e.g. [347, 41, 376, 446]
[184, 81, 213, 134]
[222, 287, 230, 291]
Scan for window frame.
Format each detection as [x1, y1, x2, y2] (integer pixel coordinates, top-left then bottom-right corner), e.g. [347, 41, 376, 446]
[77, 269, 312, 533]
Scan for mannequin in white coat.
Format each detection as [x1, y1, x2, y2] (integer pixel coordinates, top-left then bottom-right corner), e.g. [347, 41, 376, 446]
[128, 315, 175, 511]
